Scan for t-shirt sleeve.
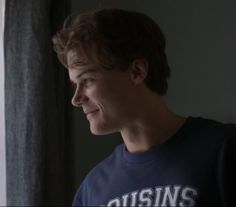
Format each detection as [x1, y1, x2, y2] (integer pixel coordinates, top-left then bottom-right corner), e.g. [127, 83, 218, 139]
[72, 181, 88, 207]
[72, 186, 83, 207]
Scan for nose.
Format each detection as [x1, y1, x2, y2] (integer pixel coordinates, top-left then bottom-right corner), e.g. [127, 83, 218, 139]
[71, 86, 88, 107]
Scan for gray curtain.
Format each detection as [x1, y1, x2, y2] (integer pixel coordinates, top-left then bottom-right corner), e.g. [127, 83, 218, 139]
[4, 0, 70, 205]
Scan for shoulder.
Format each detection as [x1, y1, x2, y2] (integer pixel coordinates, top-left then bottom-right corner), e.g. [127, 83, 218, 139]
[175, 117, 236, 159]
[72, 144, 124, 206]
[86, 143, 123, 179]
[186, 116, 236, 142]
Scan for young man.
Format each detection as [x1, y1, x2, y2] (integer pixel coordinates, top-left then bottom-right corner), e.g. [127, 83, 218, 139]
[52, 9, 236, 207]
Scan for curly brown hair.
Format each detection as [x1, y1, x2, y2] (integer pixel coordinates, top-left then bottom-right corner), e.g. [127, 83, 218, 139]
[52, 9, 171, 95]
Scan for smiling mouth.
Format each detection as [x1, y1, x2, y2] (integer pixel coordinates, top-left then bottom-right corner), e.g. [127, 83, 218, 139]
[86, 109, 99, 118]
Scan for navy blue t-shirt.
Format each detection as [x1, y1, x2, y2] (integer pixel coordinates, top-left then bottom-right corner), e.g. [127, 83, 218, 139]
[72, 117, 236, 206]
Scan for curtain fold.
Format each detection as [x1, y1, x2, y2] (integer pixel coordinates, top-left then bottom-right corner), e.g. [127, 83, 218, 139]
[4, 0, 70, 205]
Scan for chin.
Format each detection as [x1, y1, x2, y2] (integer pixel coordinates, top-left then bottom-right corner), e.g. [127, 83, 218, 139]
[90, 124, 118, 135]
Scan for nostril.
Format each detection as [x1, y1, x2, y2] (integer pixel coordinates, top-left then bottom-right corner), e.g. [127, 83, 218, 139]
[71, 93, 88, 107]
[71, 93, 79, 106]
[71, 99, 76, 107]
[71, 86, 82, 106]
[71, 96, 81, 107]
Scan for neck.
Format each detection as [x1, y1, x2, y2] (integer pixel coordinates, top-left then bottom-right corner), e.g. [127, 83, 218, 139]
[120, 95, 186, 153]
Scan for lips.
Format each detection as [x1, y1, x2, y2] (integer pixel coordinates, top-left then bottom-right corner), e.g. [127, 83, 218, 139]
[84, 109, 99, 116]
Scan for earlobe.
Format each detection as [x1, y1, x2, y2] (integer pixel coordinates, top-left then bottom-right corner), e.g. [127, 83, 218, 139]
[130, 58, 149, 84]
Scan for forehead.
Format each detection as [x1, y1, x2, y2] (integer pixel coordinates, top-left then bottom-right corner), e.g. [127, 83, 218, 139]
[67, 50, 88, 69]
[67, 50, 130, 80]
[67, 50, 101, 79]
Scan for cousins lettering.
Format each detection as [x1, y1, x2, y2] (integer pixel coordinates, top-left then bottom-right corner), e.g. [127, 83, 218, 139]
[102, 185, 198, 207]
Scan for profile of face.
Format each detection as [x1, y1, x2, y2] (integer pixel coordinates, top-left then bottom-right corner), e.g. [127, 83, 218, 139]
[67, 51, 147, 135]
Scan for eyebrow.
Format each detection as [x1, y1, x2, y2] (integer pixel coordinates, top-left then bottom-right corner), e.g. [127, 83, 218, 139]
[76, 69, 99, 79]
[70, 68, 100, 84]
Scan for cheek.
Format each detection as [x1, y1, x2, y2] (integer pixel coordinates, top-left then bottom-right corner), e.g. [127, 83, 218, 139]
[86, 84, 114, 100]
[87, 80, 134, 110]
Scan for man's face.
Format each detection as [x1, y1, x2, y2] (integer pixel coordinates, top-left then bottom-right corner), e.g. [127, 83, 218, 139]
[67, 50, 137, 135]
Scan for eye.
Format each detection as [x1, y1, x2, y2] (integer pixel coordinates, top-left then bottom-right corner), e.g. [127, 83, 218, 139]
[81, 78, 95, 86]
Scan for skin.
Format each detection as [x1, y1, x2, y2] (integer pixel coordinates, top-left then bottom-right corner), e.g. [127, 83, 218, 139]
[67, 50, 186, 153]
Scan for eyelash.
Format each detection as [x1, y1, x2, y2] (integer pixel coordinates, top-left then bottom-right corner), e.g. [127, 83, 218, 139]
[71, 78, 95, 89]
[81, 78, 95, 86]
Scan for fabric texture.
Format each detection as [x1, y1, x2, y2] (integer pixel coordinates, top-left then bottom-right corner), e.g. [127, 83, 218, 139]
[72, 117, 236, 206]
[4, 0, 70, 205]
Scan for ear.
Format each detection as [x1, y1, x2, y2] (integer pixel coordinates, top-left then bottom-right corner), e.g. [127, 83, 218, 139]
[130, 58, 149, 84]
